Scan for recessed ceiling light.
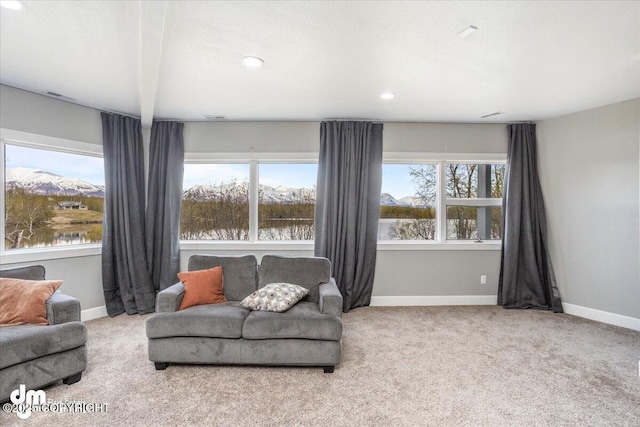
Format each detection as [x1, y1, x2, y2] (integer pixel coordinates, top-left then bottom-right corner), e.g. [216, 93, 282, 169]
[458, 25, 478, 38]
[480, 111, 503, 119]
[380, 93, 394, 100]
[241, 56, 264, 68]
[0, 0, 25, 10]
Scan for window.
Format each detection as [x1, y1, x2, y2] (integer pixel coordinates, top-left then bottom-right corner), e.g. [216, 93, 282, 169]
[445, 163, 504, 240]
[181, 163, 250, 240]
[3, 143, 104, 250]
[379, 160, 505, 242]
[379, 164, 437, 240]
[258, 163, 317, 240]
[180, 161, 317, 242]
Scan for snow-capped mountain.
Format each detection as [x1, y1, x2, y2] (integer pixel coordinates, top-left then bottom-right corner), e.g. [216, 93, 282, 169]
[184, 183, 428, 207]
[6, 166, 428, 207]
[184, 182, 315, 204]
[380, 192, 402, 206]
[5, 167, 105, 197]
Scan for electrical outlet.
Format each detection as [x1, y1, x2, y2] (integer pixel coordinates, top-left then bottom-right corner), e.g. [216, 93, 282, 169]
[480, 275, 487, 284]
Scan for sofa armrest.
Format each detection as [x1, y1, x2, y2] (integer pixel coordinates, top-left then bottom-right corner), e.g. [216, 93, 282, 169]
[156, 282, 185, 313]
[319, 278, 343, 317]
[46, 292, 81, 324]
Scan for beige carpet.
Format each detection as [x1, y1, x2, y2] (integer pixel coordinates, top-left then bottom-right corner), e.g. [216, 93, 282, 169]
[2, 306, 639, 426]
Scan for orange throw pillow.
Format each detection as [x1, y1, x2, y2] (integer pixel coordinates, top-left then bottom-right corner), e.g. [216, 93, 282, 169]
[0, 278, 63, 326]
[178, 267, 227, 310]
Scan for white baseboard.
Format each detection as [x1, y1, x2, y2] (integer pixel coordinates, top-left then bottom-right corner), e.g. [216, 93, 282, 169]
[562, 303, 640, 331]
[370, 295, 498, 306]
[81, 305, 108, 322]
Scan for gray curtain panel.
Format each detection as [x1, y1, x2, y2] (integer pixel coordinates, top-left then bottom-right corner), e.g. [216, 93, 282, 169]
[145, 121, 184, 291]
[498, 123, 563, 313]
[101, 112, 156, 316]
[314, 121, 383, 312]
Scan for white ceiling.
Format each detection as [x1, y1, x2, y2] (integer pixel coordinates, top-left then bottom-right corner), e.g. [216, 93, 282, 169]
[1, 1, 639, 125]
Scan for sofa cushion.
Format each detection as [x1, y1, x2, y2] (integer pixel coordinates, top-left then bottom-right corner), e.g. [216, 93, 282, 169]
[259, 255, 331, 304]
[189, 255, 258, 301]
[0, 278, 63, 326]
[240, 283, 309, 313]
[146, 301, 251, 339]
[242, 302, 342, 341]
[0, 321, 87, 369]
[178, 267, 227, 310]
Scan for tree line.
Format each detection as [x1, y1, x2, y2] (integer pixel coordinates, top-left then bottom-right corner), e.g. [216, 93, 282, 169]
[4, 186, 104, 249]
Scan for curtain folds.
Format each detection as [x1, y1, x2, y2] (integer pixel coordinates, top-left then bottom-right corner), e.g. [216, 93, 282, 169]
[498, 123, 563, 313]
[314, 121, 383, 312]
[145, 121, 185, 291]
[101, 112, 155, 316]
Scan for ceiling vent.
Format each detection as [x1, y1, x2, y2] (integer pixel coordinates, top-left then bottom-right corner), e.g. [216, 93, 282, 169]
[44, 90, 76, 102]
[480, 111, 503, 119]
[203, 115, 226, 120]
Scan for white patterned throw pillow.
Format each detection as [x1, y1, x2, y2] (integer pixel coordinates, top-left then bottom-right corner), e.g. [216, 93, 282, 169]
[240, 283, 309, 313]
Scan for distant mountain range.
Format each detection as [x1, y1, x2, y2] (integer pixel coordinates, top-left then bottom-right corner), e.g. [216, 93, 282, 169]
[186, 183, 428, 207]
[7, 167, 428, 207]
[6, 167, 105, 198]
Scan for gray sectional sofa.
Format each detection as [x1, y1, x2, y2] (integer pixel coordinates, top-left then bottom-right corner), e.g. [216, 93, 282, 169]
[146, 255, 343, 373]
[0, 265, 88, 402]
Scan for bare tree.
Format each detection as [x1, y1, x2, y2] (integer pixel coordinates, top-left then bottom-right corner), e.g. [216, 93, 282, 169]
[4, 185, 52, 248]
[259, 189, 315, 240]
[180, 181, 250, 240]
[387, 165, 436, 240]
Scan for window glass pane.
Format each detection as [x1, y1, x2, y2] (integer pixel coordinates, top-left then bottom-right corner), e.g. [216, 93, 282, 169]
[4, 144, 104, 250]
[446, 206, 502, 240]
[379, 164, 436, 240]
[181, 163, 250, 240]
[446, 163, 505, 198]
[258, 163, 317, 240]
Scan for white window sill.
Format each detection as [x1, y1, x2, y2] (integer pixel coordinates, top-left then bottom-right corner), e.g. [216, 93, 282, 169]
[0, 240, 501, 266]
[180, 240, 501, 252]
[0, 244, 102, 265]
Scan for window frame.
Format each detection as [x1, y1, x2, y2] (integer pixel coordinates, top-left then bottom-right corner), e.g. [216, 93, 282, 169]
[0, 128, 104, 264]
[379, 152, 506, 249]
[181, 152, 318, 248]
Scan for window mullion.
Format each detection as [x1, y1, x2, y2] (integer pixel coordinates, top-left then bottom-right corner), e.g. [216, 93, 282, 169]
[0, 140, 5, 253]
[249, 161, 259, 242]
[437, 161, 447, 242]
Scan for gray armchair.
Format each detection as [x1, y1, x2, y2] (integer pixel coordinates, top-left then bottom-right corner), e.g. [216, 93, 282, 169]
[0, 265, 88, 402]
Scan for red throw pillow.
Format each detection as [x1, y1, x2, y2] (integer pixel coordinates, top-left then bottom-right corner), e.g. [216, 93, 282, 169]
[177, 267, 227, 310]
[0, 278, 63, 326]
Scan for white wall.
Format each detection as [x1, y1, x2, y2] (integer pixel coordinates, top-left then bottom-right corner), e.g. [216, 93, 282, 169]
[537, 98, 640, 320]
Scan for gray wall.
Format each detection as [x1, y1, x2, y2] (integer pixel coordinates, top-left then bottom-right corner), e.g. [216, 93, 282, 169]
[184, 120, 507, 154]
[537, 98, 640, 319]
[0, 84, 102, 145]
[1, 84, 506, 313]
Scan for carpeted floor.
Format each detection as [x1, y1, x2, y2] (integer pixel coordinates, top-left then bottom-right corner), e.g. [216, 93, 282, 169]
[2, 306, 639, 426]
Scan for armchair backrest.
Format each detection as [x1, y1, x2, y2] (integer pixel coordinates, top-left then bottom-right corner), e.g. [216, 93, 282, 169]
[0, 265, 46, 280]
[188, 255, 258, 301]
[258, 255, 331, 304]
